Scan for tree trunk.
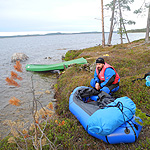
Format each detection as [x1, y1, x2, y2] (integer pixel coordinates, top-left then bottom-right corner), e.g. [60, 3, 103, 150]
[101, 0, 105, 47]
[118, 0, 123, 44]
[145, 4, 150, 43]
[107, 0, 116, 46]
[119, 5, 130, 43]
[122, 23, 130, 43]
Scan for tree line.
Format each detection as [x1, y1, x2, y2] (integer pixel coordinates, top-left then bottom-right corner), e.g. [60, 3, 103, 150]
[100, 0, 150, 47]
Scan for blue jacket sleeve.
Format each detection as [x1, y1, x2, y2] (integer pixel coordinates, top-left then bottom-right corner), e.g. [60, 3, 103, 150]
[94, 69, 100, 83]
[100, 68, 116, 87]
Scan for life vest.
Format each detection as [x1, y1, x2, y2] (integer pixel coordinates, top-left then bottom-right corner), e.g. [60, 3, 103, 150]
[96, 62, 120, 84]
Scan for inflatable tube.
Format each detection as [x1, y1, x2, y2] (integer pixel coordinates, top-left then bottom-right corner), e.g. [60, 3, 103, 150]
[69, 86, 142, 144]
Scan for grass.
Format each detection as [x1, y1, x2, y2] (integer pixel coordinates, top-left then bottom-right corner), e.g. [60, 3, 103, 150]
[0, 39, 150, 149]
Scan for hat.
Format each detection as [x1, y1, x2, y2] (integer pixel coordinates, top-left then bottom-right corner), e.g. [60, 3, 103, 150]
[96, 57, 105, 64]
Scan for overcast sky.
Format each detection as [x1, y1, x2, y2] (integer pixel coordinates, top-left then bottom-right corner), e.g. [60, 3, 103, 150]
[0, 0, 149, 35]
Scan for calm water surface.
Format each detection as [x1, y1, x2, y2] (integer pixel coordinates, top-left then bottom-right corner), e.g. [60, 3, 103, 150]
[0, 32, 145, 139]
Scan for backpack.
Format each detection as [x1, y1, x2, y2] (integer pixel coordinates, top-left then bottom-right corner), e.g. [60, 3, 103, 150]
[75, 87, 100, 101]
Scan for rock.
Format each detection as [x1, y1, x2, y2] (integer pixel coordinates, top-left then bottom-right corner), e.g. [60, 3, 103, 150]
[44, 57, 51, 59]
[34, 91, 44, 95]
[11, 53, 29, 62]
[52, 99, 57, 102]
[51, 70, 60, 74]
[62, 55, 65, 60]
[45, 90, 51, 94]
[90, 63, 96, 72]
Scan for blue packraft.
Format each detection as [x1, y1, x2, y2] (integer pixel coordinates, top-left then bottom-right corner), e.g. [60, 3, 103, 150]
[69, 86, 142, 144]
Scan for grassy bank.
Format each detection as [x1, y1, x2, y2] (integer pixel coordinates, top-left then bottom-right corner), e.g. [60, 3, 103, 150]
[54, 39, 150, 149]
[0, 39, 150, 149]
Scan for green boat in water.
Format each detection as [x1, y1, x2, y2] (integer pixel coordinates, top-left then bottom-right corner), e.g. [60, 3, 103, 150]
[26, 57, 87, 72]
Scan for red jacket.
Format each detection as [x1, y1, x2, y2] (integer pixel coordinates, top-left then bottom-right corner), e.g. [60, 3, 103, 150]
[96, 63, 120, 84]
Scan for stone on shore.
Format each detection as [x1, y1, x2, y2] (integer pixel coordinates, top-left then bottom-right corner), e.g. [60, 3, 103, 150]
[45, 90, 51, 94]
[11, 53, 29, 62]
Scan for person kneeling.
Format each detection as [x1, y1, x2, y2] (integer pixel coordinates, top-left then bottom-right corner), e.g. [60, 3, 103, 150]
[90, 57, 120, 95]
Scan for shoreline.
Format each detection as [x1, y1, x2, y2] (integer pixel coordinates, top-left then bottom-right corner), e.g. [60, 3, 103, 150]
[0, 31, 145, 39]
[0, 31, 102, 38]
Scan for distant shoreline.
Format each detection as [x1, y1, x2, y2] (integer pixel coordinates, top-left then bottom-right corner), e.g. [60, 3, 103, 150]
[0, 30, 146, 39]
[0, 31, 103, 38]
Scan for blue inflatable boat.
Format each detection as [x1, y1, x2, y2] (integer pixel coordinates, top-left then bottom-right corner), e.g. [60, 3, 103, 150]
[69, 86, 142, 144]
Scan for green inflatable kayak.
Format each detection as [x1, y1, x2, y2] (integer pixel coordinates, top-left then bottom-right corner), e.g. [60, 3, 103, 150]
[26, 57, 87, 72]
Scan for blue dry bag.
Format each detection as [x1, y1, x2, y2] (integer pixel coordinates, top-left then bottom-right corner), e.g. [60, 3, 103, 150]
[87, 97, 136, 136]
[146, 76, 150, 87]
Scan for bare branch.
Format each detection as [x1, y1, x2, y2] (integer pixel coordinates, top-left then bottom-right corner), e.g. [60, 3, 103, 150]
[36, 123, 56, 149]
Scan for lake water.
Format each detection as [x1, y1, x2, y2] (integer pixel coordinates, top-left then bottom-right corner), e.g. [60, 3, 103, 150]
[0, 32, 145, 139]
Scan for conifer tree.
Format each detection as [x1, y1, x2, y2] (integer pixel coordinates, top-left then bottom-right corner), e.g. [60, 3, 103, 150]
[134, 1, 150, 43]
[106, 0, 135, 44]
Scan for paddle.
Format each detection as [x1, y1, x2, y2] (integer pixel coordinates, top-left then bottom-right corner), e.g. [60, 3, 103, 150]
[146, 114, 150, 117]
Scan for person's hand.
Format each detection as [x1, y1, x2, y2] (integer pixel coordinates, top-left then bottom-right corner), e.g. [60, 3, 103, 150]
[95, 83, 100, 90]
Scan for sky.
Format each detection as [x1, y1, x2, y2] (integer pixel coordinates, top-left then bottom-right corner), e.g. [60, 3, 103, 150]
[0, 0, 149, 35]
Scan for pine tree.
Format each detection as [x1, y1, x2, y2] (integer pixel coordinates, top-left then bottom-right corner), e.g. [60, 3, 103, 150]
[106, 0, 135, 44]
[133, 0, 150, 43]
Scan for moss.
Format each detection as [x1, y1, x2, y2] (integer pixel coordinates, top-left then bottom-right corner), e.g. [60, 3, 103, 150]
[64, 50, 83, 61]
[0, 136, 18, 150]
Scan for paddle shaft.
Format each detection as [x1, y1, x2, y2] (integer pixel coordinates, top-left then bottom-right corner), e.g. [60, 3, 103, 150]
[146, 114, 150, 117]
